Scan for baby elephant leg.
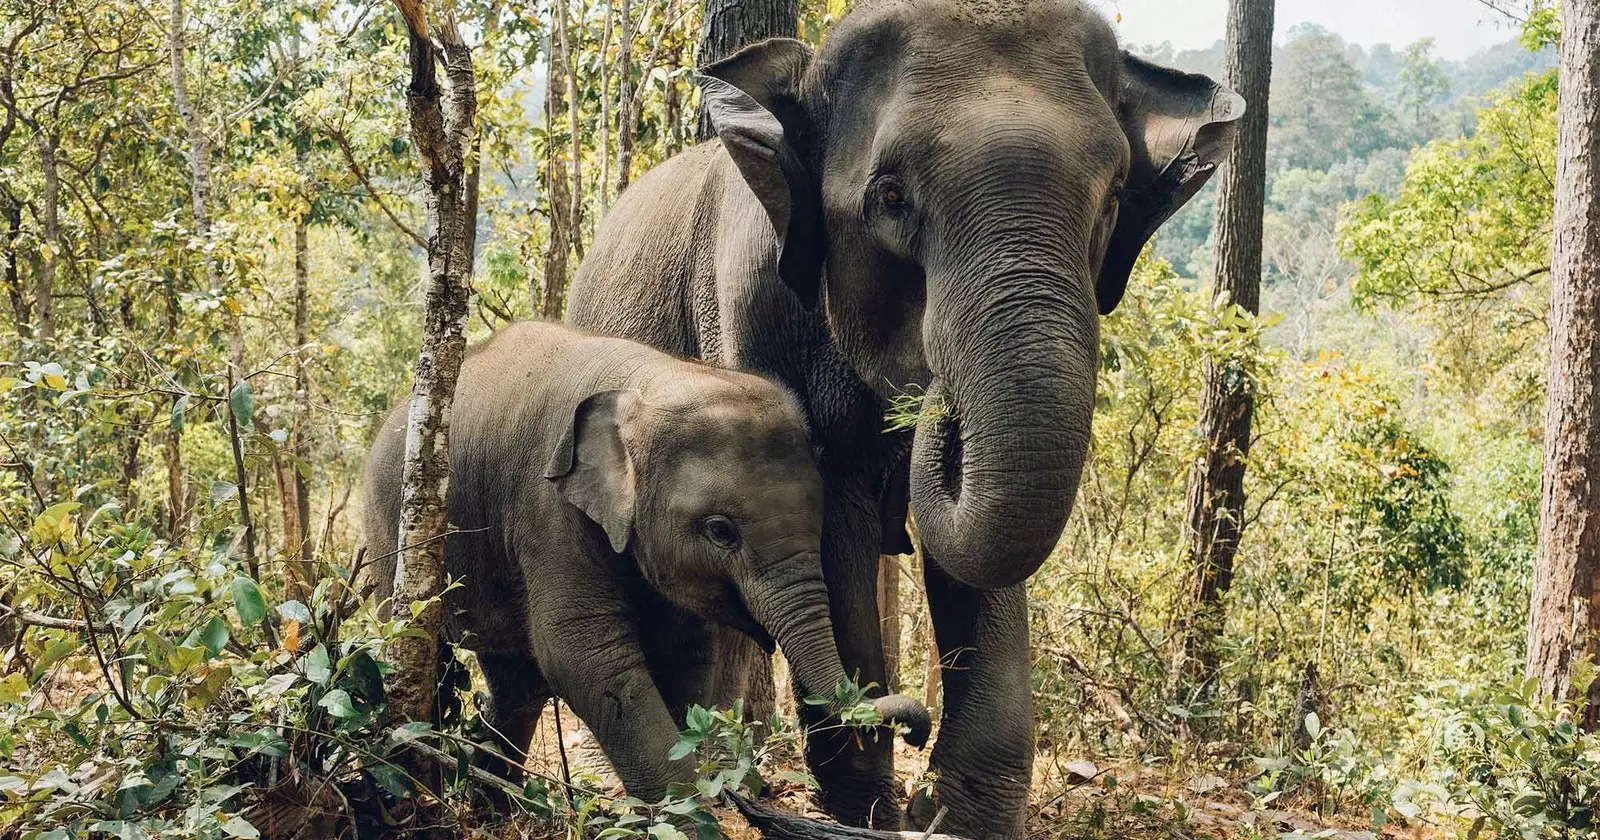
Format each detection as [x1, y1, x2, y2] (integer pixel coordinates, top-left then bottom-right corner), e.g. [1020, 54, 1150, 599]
[474, 653, 550, 786]
[542, 629, 694, 802]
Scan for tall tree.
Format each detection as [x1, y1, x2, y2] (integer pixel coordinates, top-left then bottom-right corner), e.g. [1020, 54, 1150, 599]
[540, 11, 573, 318]
[388, 0, 477, 729]
[1527, 0, 1600, 727]
[694, 0, 797, 140]
[1183, 0, 1274, 685]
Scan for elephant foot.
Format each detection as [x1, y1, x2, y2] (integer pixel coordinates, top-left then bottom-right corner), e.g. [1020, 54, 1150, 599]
[906, 766, 1028, 840]
[807, 731, 901, 829]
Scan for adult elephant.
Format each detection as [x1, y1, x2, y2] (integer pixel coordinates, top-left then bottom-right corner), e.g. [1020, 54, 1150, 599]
[567, 1, 1242, 835]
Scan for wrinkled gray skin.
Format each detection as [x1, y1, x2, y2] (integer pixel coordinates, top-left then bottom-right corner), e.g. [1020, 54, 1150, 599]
[565, 1, 1241, 835]
[363, 322, 930, 804]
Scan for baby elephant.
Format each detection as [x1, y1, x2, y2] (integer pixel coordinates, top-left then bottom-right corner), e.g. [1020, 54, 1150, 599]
[363, 321, 929, 803]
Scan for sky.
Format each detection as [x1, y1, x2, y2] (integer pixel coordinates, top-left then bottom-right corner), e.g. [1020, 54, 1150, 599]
[1092, 0, 1526, 60]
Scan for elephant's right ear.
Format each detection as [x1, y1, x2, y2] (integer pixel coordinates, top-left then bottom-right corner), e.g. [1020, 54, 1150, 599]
[699, 38, 823, 310]
[544, 389, 641, 554]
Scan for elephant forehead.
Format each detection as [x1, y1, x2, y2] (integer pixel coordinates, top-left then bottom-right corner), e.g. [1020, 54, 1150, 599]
[641, 386, 810, 464]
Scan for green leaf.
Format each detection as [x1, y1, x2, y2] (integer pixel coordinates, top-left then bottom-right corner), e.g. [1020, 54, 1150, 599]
[261, 673, 300, 695]
[1304, 711, 1322, 740]
[230, 379, 255, 426]
[319, 688, 358, 718]
[304, 644, 332, 686]
[667, 738, 699, 761]
[211, 481, 240, 502]
[231, 577, 266, 625]
[172, 394, 189, 432]
[649, 822, 691, 840]
[222, 815, 261, 839]
[0, 673, 28, 704]
[200, 616, 230, 654]
[368, 762, 414, 797]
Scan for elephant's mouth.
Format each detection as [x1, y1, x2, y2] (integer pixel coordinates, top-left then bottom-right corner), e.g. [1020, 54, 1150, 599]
[927, 380, 963, 499]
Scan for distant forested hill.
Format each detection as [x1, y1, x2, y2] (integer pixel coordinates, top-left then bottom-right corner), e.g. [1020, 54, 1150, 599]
[1133, 26, 1556, 283]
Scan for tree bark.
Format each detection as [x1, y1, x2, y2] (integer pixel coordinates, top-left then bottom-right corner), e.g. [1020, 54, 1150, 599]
[3, 192, 28, 335]
[877, 554, 901, 691]
[388, 0, 477, 730]
[1181, 0, 1274, 687]
[695, 0, 797, 141]
[168, 0, 214, 273]
[284, 218, 314, 601]
[1527, 0, 1600, 728]
[599, 7, 615, 215]
[558, 0, 585, 261]
[614, 0, 636, 194]
[33, 131, 57, 342]
[541, 19, 572, 319]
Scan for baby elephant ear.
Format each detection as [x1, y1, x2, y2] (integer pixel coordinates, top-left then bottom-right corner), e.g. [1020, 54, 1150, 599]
[544, 389, 641, 554]
[698, 38, 823, 310]
[1101, 52, 1245, 314]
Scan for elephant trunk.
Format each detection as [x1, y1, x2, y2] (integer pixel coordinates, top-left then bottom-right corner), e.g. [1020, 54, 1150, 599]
[910, 257, 1100, 591]
[746, 558, 932, 747]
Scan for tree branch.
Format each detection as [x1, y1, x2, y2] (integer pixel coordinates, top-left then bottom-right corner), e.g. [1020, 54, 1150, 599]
[326, 127, 427, 249]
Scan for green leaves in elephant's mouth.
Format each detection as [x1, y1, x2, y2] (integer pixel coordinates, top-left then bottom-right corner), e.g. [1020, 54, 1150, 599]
[882, 382, 953, 434]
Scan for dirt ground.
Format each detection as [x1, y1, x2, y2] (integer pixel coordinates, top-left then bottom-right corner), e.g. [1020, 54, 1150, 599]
[516, 704, 1401, 840]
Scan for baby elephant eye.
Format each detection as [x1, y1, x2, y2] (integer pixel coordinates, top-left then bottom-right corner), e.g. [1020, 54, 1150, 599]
[701, 515, 742, 550]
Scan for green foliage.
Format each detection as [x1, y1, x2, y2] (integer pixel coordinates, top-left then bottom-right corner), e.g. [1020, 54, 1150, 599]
[1400, 679, 1600, 838]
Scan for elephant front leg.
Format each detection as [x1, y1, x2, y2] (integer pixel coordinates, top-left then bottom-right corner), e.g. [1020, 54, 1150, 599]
[909, 556, 1033, 840]
[538, 617, 694, 803]
[802, 484, 900, 829]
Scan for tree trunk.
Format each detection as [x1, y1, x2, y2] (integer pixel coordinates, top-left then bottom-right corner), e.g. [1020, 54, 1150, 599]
[877, 554, 901, 691]
[283, 218, 314, 601]
[3, 193, 28, 335]
[614, 0, 636, 195]
[1527, 0, 1600, 729]
[695, 0, 797, 141]
[557, 0, 584, 261]
[1181, 0, 1273, 687]
[541, 19, 572, 319]
[168, 0, 213, 268]
[34, 132, 57, 342]
[598, 7, 614, 215]
[388, 0, 477, 730]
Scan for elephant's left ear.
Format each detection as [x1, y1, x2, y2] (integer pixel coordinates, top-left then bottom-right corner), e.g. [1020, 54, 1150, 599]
[1100, 52, 1245, 315]
[544, 389, 641, 555]
[698, 38, 824, 310]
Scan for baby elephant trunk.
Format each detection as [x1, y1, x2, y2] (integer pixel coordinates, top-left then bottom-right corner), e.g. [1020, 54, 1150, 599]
[749, 565, 932, 748]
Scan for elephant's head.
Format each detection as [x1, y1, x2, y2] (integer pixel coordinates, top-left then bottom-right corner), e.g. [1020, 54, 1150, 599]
[544, 375, 931, 746]
[700, 0, 1243, 590]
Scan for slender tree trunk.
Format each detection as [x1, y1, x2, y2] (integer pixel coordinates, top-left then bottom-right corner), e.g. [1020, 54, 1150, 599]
[1527, 0, 1600, 729]
[614, 0, 635, 194]
[695, 0, 797, 140]
[168, 0, 213, 265]
[598, 6, 614, 215]
[280, 218, 314, 600]
[557, 0, 584, 260]
[877, 554, 901, 691]
[541, 21, 572, 318]
[1181, 0, 1274, 687]
[34, 132, 57, 342]
[3, 193, 28, 335]
[389, 0, 477, 730]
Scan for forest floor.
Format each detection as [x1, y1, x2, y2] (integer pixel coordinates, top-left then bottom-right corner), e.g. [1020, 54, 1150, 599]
[517, 706, 1399, 840]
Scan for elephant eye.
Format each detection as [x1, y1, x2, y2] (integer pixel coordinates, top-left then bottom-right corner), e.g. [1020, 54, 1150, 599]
[872, 176, 910, 215]
[700, 515, 742, 550]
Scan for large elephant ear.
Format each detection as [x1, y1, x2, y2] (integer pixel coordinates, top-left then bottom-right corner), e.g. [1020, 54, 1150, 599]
[544, 389, 641, 554]
[698, 38, 823, 309]
[1100, 52, 1245, 314]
